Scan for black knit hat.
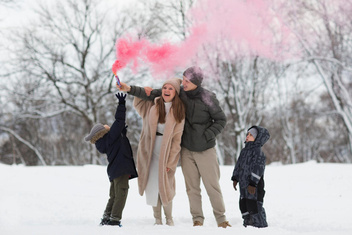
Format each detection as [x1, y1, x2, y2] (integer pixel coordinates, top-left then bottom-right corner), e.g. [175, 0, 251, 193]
[183, 66, 204, 86]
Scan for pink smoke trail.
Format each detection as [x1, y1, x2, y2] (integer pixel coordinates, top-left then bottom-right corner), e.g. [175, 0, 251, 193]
[113, 0, 294, 78]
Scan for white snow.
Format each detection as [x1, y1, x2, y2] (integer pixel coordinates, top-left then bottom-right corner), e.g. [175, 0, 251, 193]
[0, 161, 351, 235]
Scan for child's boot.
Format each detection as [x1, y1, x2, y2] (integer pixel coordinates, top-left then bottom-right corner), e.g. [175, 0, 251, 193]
[242, 213, 252, 227]
[251, 202, 268, 228]
[99, 214, 110, 226]
[107, 219, 122, 227]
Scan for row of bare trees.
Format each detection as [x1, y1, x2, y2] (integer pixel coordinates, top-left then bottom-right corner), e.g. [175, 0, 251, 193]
[0, 0, 351, 165]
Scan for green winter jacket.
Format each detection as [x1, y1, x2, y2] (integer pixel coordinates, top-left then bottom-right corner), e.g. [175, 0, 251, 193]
[129, 85, 227, 152]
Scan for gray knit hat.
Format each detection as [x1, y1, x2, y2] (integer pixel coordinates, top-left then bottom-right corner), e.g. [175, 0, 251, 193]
[248, 127, 258, 139]
[183, 66, 204, 86]
[163, 78, 182, 94]
[84, 123, 107, 142]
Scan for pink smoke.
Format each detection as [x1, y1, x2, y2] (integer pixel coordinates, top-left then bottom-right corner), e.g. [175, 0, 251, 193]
[114, 26, 207, 76]
[114, 0, 294, 77]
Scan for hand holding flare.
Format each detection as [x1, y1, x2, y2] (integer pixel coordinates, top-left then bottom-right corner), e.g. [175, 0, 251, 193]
[112, 60, 124, 87]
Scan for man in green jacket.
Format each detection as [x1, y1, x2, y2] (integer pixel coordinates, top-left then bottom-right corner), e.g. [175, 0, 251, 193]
[118, 66, 230, 228]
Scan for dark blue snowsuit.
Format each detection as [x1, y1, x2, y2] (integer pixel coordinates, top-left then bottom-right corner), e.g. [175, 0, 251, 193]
[231, 126, 270, 228]
[95, 98, 138, 223]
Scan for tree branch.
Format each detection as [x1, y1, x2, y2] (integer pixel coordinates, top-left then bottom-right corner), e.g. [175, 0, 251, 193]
[0, 126, 47, 166]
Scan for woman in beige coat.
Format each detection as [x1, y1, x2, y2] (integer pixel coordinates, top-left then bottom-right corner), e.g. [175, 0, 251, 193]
[118, 78, 185, 226]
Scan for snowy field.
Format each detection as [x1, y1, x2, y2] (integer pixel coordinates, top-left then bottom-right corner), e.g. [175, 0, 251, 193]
[1, 161, 351, 235]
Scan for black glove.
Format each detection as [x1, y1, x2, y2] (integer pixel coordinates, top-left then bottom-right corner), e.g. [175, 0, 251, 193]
[115, 93, 126, 105]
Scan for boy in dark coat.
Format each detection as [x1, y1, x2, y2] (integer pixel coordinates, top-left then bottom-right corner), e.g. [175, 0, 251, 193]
[231, 126, 270, 228]
[84, 93, 138, 227]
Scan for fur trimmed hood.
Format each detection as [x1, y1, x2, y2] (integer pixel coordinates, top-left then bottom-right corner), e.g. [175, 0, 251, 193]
[90, 129, 109, 144]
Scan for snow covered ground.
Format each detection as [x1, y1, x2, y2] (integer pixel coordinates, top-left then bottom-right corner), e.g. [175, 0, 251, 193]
[1, 161, 351, 235]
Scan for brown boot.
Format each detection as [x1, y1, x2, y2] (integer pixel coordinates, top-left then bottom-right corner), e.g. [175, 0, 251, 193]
[193, 221, 203, 226]
[218, 221, 231, 228]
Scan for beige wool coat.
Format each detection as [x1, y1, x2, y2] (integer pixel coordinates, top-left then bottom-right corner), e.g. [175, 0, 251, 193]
[134, 96, 185, 205]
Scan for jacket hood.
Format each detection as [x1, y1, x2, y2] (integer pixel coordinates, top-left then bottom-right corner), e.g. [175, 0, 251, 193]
[248, 126, 270, 147]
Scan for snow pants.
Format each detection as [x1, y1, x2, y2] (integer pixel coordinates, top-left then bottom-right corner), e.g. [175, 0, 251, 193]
[239, 177, 267, 228]
[103, 174, 130, 222]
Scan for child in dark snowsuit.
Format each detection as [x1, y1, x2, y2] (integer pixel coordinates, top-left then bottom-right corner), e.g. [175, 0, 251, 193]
[84, 93, 138, 227]
[231, 126, 270, 228]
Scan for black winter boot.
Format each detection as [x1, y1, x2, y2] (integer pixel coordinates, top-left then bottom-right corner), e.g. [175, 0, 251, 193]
[99, 217, 110, 226]
[243, 214, 253, 227]
[107, 220, 122, 227]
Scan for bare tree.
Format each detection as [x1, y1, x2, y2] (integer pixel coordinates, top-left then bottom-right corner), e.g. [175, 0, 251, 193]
[129, 0, 194, 41]
[0, 0, 143, 165]
[199, 51, 274, 164]
[284, 0, 352, 162]
[0, 0, 16, 7]
[2, 0, 352, 165]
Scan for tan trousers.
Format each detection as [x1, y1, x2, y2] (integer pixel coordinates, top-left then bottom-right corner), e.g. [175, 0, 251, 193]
[181, 147, 226, 224]
[152, 195, 173, 222]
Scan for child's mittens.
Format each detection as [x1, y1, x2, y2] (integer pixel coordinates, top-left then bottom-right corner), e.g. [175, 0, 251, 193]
[247, 185, 256, 195]
[116, 92, 127, 105]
